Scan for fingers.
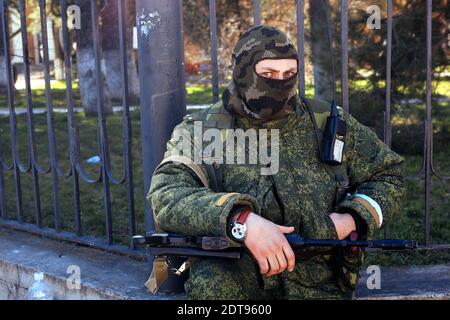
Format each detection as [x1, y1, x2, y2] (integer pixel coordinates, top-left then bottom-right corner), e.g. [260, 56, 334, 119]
[258, 250, 293, 276]
[245, 219, 296, 276]
[276, 225, 295, 234]
[282, 242, 296, 272]
[274, 251, 288, 276]
[266, 254, 280, 276]
[257, 257, 269, 274]
[261, 227, 296, 275]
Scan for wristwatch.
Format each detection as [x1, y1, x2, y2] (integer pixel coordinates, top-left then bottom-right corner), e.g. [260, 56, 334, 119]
[229, 209, 252, 242]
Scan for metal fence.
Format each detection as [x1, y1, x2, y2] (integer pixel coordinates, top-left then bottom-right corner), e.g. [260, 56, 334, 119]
[0, 0, 142, 258]
[0, 0, 448, 262]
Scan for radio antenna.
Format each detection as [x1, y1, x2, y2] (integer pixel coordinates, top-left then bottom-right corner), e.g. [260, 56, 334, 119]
[321, 0, 337, 110]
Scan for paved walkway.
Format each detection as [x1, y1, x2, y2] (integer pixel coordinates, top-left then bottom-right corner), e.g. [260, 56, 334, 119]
[356, 263, 450, 299]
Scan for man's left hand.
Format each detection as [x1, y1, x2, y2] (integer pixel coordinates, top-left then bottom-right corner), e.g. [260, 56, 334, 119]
[329, 212, 356, 240]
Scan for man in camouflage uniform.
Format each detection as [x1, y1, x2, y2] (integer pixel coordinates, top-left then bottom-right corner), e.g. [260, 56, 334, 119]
[148, 25, 406, 299]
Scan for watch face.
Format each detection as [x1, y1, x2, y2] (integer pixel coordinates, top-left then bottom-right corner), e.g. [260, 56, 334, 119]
[231, 223, 247, 241]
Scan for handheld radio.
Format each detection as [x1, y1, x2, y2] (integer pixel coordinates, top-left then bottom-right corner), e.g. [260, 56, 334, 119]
[320, 100, 347, 165]
[319, 0, 347, 166]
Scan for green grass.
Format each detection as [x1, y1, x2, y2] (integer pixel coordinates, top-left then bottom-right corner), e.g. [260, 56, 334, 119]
[185, 83, 316, 105]
[348, 79, 450, 97]
[2, 79, 448, 109]
[14, 79, 80, 91]
[0, 80, 82, 109]
[0, 81, 316, 108]
[363, 150, 450, 267]
[184, 80, 449, 106]
[0, 110, 147, 241]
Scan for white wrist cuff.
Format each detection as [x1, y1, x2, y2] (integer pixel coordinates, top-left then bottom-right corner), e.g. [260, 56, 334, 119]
[353, 193, 383, 227]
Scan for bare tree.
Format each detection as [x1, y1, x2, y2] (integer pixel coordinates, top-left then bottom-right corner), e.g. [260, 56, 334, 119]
[183, 0, 253, 80]
[309, 0, 334, 101]
[74, 0, 112, 116]
[0, 7, 6, 91]
[100, 0, 139, 105]
[51, 23, 64, 80]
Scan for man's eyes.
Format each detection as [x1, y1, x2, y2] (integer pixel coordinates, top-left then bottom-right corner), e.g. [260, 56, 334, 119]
[284, 71, 296, 77]
[260, 71, 297, 79]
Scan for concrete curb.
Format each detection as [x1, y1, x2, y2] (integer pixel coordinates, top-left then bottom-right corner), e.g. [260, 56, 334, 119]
[0, 259, 122, 300]
[355, 263, 450, 300]
[0, 227, 164, 300]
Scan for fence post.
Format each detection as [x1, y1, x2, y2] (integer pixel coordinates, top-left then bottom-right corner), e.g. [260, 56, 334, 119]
[135, 0, 186, 245]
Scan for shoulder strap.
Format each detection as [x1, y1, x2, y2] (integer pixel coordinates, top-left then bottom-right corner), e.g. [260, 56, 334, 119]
[201, 101, 233, 192]
[203, 163, 222, 193]
[151, 155, 211, 232]
[300, 96, 350, 207]
[155, 155, 209, 188]
[299, 96, 329, 161]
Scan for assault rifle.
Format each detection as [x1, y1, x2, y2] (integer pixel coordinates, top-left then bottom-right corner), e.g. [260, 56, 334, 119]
[133, 232, 417, 259]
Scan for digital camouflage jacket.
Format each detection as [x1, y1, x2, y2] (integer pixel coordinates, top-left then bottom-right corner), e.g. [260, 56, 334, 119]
[147, 96, 406, 300]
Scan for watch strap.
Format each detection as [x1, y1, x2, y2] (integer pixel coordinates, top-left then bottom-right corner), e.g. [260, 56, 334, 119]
[236, 209, 251, 224]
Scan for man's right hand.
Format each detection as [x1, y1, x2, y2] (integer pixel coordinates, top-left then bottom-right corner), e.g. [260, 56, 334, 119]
[243, 212, 295, 276]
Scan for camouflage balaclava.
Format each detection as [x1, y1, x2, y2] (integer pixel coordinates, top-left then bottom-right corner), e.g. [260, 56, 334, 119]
[222, 25, 299, 121]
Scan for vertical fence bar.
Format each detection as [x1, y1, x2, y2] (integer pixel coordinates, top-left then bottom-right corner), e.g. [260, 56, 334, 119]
[118, 0, 136, 248]
[424, 0, 432, 246]
[19, 0, 42, 226]
[296, 0, 305, 97]
[0, 131, 5, 219]
[1, 0, 24, 222]
[38, 0, 61, 232]
[340, 0, 349, 113]
[136, 0, 186, 249]
[209, 0, 219, 103]
[383, 0, 393, 239]
[60, 0, 82, 236]
[253, 0, 261, 26]
[384, 0, 392, 148]
[90, 1, 113, 244]
[0, 0, 7, 219]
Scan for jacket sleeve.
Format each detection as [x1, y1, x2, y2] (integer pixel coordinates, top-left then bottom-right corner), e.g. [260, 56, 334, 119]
[147, 120, 261, 239]
[335, 113, 406, 237]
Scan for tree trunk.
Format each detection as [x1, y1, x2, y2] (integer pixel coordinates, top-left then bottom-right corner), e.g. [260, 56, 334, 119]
[124, 0, 140, 104]
[100, 0, 139, 105]
[99, 0, 120, 104]
[0, 54, 6, 90]
[309, 0, 334, 101]
[52, 23, 65, 80]
[75, 0, 112, 116]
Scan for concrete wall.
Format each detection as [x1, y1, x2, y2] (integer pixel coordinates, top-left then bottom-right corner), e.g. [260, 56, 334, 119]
[0, 260, 118, 300]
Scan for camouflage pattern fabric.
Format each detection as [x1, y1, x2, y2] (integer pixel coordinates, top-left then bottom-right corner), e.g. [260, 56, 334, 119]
[147, 25, 406, 300]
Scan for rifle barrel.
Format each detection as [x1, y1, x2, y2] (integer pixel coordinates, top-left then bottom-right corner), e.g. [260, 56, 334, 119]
[285, 235, 417, 250]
